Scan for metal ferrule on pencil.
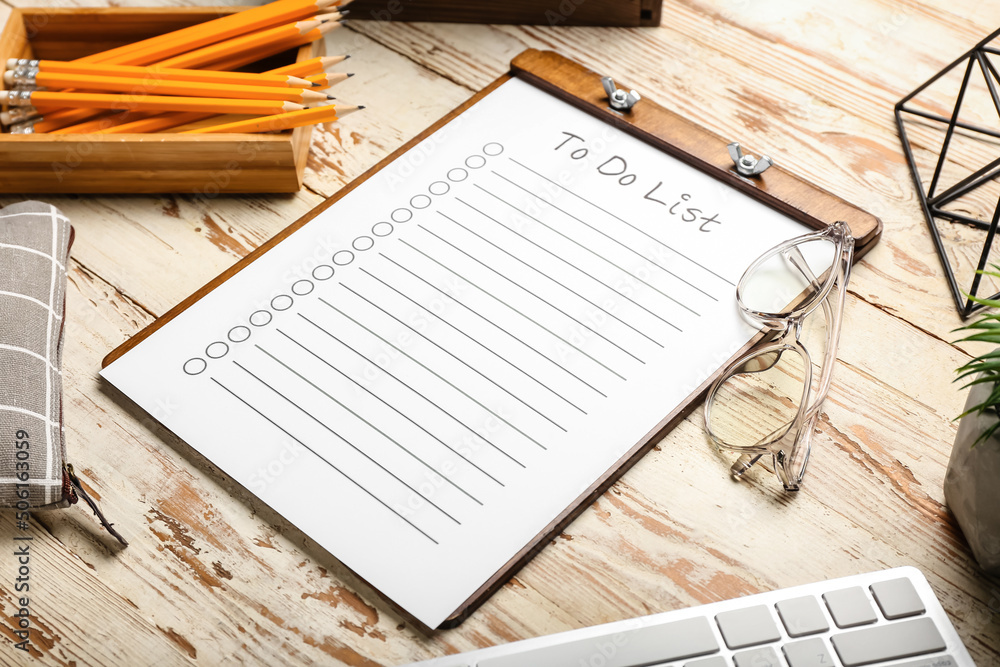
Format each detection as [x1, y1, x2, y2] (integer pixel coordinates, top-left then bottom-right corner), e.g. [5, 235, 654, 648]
[9, 120, 36, 134]
[5, 89, 33, 106]
[6, 58, 40, 70]
[6, 67, 39, 87]
[0, 106, 40, 125]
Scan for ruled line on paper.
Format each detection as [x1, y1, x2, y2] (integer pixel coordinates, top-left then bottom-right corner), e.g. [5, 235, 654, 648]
[210, 376, 441, 545]
[474, 184, 701, 318]
[317, 296, 551, 451]
[339, 282, 569, 433]
[507, 156, 736, 287]
[297, 312, 527, 469]
[275, 327, 505, 488]
[232, 358, 464, 525]
[453, 197, 683, 333]
[357, 266, 589, 416]
[253, 341, 484, 506]
[378, 253, 610, 398]
[417, 221, 646, 365]
[397, 238, 630, 382]
[438, 213, 665, 349]
[491, 170, 719, 301]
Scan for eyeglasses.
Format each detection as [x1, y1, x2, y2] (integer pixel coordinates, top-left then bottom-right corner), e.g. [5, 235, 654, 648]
[704, 221, 854, 491]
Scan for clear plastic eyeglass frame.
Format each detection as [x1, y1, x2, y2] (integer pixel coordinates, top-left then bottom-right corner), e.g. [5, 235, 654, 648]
[703, 221, 855, 491]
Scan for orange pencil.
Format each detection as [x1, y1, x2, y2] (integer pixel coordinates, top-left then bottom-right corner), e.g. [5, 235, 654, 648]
[41, 57, 344, 134]
[182, 104, 362, 134]
[8, 72, 330, 103]
[158, 19, 326, 69]
[29, 1, 339, 127]
[20, 91, 305, 115]
[93, 112, 211, 135]
[26, 21, 339, 131]
[7, 59, 313, 88]
[81, 0, 344, 65]
[305, 71, 352, 89]
[51, 112, 131, 135]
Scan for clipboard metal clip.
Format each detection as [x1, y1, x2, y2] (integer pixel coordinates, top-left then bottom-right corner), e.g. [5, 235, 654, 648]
[728, 142, 773, 177]
[601, 76, 641, 112]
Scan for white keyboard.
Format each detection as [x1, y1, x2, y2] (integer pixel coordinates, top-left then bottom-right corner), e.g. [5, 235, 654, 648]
[407, 567, 974, 667]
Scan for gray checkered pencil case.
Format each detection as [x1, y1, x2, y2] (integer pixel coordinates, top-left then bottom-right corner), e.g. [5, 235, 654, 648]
[1, 201, 126, 545]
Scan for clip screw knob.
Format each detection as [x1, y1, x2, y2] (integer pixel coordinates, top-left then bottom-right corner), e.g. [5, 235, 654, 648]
[728, 142, 773, 177]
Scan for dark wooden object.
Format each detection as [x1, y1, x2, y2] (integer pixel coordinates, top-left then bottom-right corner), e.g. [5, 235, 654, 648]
[103, 49, 882, 630]
[348, 0, 661, 26]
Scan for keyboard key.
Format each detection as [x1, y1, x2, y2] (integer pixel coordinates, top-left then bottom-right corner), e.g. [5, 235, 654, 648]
[883, 656, 959, 667]
[733, 647, 781, 667]
[830, 617, 946, 666]
[715, 605, 781, 648]
[476, 616, 719, 667]
[870, 577, 926, 619]
[783, 638, 834, 667]
[823, 587, 878, 628]
[684, 658, 727, 667]
[775, 596, 829, 637]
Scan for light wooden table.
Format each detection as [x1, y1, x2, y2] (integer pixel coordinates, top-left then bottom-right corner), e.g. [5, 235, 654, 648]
[1, 1, 999, 665]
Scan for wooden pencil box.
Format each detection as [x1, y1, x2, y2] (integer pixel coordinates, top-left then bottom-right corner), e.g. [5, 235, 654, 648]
[0, 8, 318, 194]
[350, 0, 661, 26]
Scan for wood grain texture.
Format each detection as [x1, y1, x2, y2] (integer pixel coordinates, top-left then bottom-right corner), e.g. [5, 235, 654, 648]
[1, 1, 1000, 665]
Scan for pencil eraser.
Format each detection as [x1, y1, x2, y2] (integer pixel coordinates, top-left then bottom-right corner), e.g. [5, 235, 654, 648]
[6, 58, 17, 70]
[2, 71, 12, 85]
[0, 111, 11, 125]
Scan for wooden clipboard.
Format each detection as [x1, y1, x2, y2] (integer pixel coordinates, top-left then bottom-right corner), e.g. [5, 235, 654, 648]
[103, 49, 882, 630]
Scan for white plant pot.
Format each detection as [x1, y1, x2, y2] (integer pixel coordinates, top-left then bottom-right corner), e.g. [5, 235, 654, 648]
[944, 380, 1000, 575]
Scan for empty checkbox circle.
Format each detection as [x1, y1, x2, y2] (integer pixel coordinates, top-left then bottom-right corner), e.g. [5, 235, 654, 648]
[228, 326, 251, 343]
[206, 341, 229, 359]
[312, 265, 335, 281]
[250, 310, 272, 327]
[183, 358, 207, 375]
[271, 294, 293, 311]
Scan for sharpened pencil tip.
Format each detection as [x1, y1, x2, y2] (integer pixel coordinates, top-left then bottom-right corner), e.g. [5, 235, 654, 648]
[345, 54, 351, 59]
[347, 72, 355, 77]
[358, 105, 365, 110]
[327, 94, 336, 100]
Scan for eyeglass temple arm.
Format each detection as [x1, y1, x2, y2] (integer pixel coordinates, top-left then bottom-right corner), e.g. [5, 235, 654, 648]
[733, 245, 846, 487]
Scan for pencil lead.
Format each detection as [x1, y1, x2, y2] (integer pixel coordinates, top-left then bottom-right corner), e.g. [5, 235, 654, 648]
[347, 72, 355, 77]
[327, 94, 336, 100]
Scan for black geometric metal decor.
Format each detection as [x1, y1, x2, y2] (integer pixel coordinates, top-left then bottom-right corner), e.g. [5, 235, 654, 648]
[896, 27, 1000, 318]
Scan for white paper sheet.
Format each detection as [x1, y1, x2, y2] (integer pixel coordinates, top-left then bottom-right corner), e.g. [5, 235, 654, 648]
[102, 78, 812, 628]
